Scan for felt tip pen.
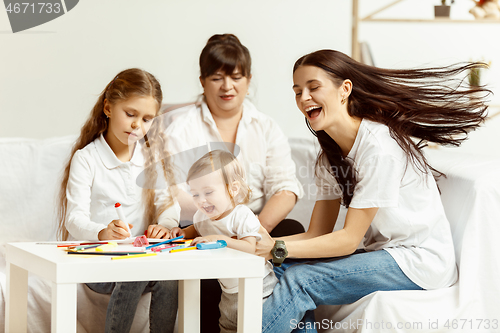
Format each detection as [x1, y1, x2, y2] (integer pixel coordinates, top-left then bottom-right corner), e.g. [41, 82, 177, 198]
[145, 235, 184, 250]
[67, 251, 145, 256]
[196, 240, 227, 250]
[115, 203, 132, 237]
[111, 253, 157, 260]
[95, 242, 118, 252]
[57, 243, 81, 248]
[151, 244, 177, 252]
[74, 244, 102, 251]
[169, 246, 197, 253]
[159, 244, 187, 253]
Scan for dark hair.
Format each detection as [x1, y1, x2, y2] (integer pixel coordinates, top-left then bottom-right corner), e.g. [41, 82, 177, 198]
[199, 34, 251, 79]
[294, 49, 490, 207]
[57, 68, 177, 240]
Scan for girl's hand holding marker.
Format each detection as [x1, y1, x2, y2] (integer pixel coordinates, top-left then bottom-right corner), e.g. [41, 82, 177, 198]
[114, 203, 131, 237]
[96, 203, 132, 240]
[98, 219, 133, 240]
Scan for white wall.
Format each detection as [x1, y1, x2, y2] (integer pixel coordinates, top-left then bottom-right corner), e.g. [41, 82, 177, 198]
[0, 0, 350, 139]
[1, 0, 499, 153]
[359, 0, 500, 157]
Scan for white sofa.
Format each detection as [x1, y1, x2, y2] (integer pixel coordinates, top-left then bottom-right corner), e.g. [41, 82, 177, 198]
[1, 135, 499, 333]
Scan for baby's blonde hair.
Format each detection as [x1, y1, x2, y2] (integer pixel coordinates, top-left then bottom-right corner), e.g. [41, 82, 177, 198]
[187, 150, 251, 206]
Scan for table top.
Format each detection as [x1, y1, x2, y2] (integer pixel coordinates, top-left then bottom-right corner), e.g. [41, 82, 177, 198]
[6, 242, 264, 284]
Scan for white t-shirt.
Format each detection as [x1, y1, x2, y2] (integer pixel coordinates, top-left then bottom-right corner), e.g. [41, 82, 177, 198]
[66, 134, 180, 240]
[163, 100, 304, 214]
[316, 119, 458, 290]
[194, 204, 276, 295]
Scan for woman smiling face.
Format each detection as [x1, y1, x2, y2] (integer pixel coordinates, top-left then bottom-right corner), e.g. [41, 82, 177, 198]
[292, 65, 351, 132]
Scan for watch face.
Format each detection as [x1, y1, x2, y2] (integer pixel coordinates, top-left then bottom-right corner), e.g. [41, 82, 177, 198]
[275, 248, 286, 258]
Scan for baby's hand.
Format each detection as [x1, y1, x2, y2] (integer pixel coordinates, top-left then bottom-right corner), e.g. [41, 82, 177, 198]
[146, 224, 170, 239]
[191, 235, 218, 246]
[98, 220, 133, 240]
[169, 227, 184, 239]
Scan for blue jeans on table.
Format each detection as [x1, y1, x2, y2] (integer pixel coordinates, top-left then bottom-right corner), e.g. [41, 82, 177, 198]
[262, 250, 423, 333]
[86, 280, 178, 333]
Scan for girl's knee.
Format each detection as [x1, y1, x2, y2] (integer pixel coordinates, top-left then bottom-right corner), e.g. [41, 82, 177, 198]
[152, 280, 178, 293]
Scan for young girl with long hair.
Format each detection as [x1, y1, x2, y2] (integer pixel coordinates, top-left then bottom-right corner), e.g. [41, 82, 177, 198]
[257, 50, 490, 333]
[170, 150, 277, 333]
[57, 68, 179, 333]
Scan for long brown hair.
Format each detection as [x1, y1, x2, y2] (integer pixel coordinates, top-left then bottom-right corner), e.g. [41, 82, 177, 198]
[294, 50, 490, 207]
[57, 68, 177, 240]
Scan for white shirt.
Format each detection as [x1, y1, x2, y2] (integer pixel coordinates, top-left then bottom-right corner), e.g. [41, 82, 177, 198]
[316, 119, 458, 290]
[193, 204, 276, 295]
[163, 100, 304, 214]
[66, 134, 180, 241]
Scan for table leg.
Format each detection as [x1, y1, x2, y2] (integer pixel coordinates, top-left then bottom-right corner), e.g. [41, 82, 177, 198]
[178, 279, 200, 333]
[5, 262, 28, 333]
[238, 277, 263, 333]
[51, 282, 77, 333]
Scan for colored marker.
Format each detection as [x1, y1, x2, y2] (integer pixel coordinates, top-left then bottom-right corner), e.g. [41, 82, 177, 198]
[196, 240, 227, 250]
[151, 244, 178, 252]
[79, 241, 109, 246]
[74, 244, 101, 251]
[111, 253, 157, 260]
[67, 251, 145, 256]
[96, 242, 118, 252]
[170, 246, 197, 253]
[145, 235, 184, 250]
[159, 244, 187, 253]
[115, 203, 132, 237]
[57, 243, 81, 248]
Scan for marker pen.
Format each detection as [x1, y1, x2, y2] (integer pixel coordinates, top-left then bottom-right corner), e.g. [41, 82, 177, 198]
[115, 203, 132, 237]
[170, 246, 197, 253]
[96, 242, 118, 252]
[196, 240, 227, 250]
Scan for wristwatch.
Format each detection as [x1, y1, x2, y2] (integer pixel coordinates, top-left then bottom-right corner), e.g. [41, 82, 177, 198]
[271, 240, 288, 267]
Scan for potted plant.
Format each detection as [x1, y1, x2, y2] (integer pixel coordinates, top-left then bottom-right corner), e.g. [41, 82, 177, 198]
[468, 61, 490, 88]
[435, 0, 454, 17]
[468, 61, 490, 100]
[468, 67, 482, 87]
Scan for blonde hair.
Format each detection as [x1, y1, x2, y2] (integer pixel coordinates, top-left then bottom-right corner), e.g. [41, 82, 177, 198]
[57, 68, 177, 240]
[186, 150, 251, 206]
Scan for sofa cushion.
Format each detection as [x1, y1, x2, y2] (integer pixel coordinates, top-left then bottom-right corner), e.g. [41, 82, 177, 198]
[0, 136, 76, 254]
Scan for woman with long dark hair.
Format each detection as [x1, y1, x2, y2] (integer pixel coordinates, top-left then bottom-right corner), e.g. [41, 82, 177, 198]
[257, 49, 489, 333]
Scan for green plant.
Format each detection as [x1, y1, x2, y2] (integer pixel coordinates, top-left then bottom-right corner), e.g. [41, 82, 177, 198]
[441, 0, 455, 5]
[468, 62, 490, 87]
[468, 67, 481, 87]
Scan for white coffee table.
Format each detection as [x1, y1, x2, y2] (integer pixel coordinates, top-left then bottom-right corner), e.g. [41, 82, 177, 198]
[5, 242, 264, 333]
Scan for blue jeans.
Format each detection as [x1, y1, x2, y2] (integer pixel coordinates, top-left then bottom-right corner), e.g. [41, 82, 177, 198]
[262, 250, 423, 333]
[86, 280, 178, 333]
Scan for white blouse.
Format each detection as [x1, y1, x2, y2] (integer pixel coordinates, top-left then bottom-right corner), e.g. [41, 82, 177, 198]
[163, 100, 304, 214]
[66, 134, 180, 241]
[316, 119, 458, 290]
